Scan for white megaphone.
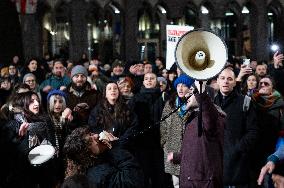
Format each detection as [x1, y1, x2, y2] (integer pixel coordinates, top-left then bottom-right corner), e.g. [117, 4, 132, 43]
[175, 29, 228, 80]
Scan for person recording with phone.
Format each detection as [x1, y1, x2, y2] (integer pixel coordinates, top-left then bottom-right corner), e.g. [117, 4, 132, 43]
[268, 51, 284, 97]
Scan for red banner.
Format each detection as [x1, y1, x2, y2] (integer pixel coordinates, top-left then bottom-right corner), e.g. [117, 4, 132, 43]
[11, 0, 37, 14]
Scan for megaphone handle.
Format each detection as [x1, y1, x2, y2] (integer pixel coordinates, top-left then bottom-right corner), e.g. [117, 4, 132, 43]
[198, 81, 203, 137]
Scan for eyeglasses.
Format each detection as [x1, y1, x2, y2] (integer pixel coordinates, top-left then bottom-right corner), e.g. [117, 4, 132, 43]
[25, 80, 35, 83]
[259, 81, 271, 87]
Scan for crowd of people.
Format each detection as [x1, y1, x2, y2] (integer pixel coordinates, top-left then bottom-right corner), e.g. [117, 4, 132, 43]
[0, 51, 283, 188]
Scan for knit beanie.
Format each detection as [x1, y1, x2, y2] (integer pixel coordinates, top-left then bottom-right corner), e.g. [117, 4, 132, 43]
[47, 89, 67, 102]
[71, 65, 88, 78]
[23, 73, 36, 83]
[174, 74, 194, 89]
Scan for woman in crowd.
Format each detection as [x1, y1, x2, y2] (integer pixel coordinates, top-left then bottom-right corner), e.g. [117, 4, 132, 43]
[129, 72, 166, 188]
[8, 63, 20, 86]
[242, 74, 259, 96]
[3, 91, 56, 188]
[117, 76, 135, 104]
[47, 89, 73, 184]
[23, 73, 42, 101]
[63, 127, 144, 188]
[88, 81, 138, 150]
[21, 58, 45, 84]
[160, 74, 194, 188]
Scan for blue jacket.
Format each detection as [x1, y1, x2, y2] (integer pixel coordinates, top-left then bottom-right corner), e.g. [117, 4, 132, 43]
[39, 75, 71, 91]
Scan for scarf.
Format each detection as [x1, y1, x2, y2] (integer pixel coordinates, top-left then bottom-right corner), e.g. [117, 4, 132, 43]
[252, 90, 282, 109]
[175, 97, 188, 118]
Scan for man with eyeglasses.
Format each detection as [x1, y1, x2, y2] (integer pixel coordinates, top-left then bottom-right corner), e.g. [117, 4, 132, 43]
[251, 75, 284, 187]
[214, 67, 258, 188]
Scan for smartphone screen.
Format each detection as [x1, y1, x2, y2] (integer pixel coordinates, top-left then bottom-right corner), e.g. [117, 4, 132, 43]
[243, 59, 250, 66]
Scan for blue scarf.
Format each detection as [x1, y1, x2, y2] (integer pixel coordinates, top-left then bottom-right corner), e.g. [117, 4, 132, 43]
[175, 97, 187, 118]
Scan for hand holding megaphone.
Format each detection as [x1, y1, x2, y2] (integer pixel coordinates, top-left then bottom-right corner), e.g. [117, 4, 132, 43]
[194, 80, 206, 94]
[185, 94, 198, 110]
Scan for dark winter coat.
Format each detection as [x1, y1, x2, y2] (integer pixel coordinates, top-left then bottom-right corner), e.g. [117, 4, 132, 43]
[214, 90, 258, 185]
[66, 86, 98, 128]
[173, 93, 225, 188]
[2, 115, 56, 188]
[251, 95, 284, 170]
[88, 102, 138, 150]
[87, 148, 144, 188]
[129, 87, 164, 149]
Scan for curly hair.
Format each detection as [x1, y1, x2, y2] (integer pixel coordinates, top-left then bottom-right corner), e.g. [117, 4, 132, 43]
[63, 127, 95, 177]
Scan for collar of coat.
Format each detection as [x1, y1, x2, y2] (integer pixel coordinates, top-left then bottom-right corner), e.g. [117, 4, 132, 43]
[69, 86, 85, 97]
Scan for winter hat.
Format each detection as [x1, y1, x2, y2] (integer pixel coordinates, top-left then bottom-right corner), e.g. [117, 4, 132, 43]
[47, 89, 67, 102]
[71, 65, 88, 78]
[174, 74, 194, 89]
[23, 73, 36, 83]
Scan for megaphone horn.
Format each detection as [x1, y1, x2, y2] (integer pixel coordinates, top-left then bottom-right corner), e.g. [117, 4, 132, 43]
[175, 29, 227, 81]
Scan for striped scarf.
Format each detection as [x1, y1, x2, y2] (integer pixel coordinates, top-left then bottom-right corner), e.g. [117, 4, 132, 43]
[252, 90, 282, 109]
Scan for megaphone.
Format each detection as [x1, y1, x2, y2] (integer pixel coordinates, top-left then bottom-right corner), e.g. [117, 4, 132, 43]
[175, 29, 227, 80]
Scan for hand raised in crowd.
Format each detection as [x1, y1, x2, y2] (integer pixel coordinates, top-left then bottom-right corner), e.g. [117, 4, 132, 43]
[73, 103, 89, 112]
[257, 161, 276, 185]
[236, 64, 253, 82]
[273, 51, 284, 68]
[129, 65, 138, 75]
[43, 85, 52, 93]
[19, 122, 29, 137]
[62, 108, 73, 122]
[272, 174, 284, 188]
[194, 80, 206, 93]
[59, 86, 67, 91]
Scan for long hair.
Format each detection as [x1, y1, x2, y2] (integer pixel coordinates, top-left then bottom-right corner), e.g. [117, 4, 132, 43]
[47, 94, 67, 120]
[95, 82, 132, 131]
[11, 91, 44, 122]
[241, 73, 260, 95]
[63, 127, 95, 178]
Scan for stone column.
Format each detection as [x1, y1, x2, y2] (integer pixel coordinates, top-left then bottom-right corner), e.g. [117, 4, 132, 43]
[159, 13, 168, 58]
[20, 14, 42, 60]
[122, 0, 139, 61]
[250, 1, 269, 61]
[69, 0, 88, 62]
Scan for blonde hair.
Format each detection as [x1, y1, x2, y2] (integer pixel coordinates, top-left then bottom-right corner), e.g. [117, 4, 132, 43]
[48, 94, 67, 114]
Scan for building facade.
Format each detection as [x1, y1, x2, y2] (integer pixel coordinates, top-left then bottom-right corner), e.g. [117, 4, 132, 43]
[7, 0, 284, 64]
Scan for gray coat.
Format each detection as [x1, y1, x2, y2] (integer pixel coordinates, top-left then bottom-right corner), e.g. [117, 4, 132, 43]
[160, 101, 187, 176]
